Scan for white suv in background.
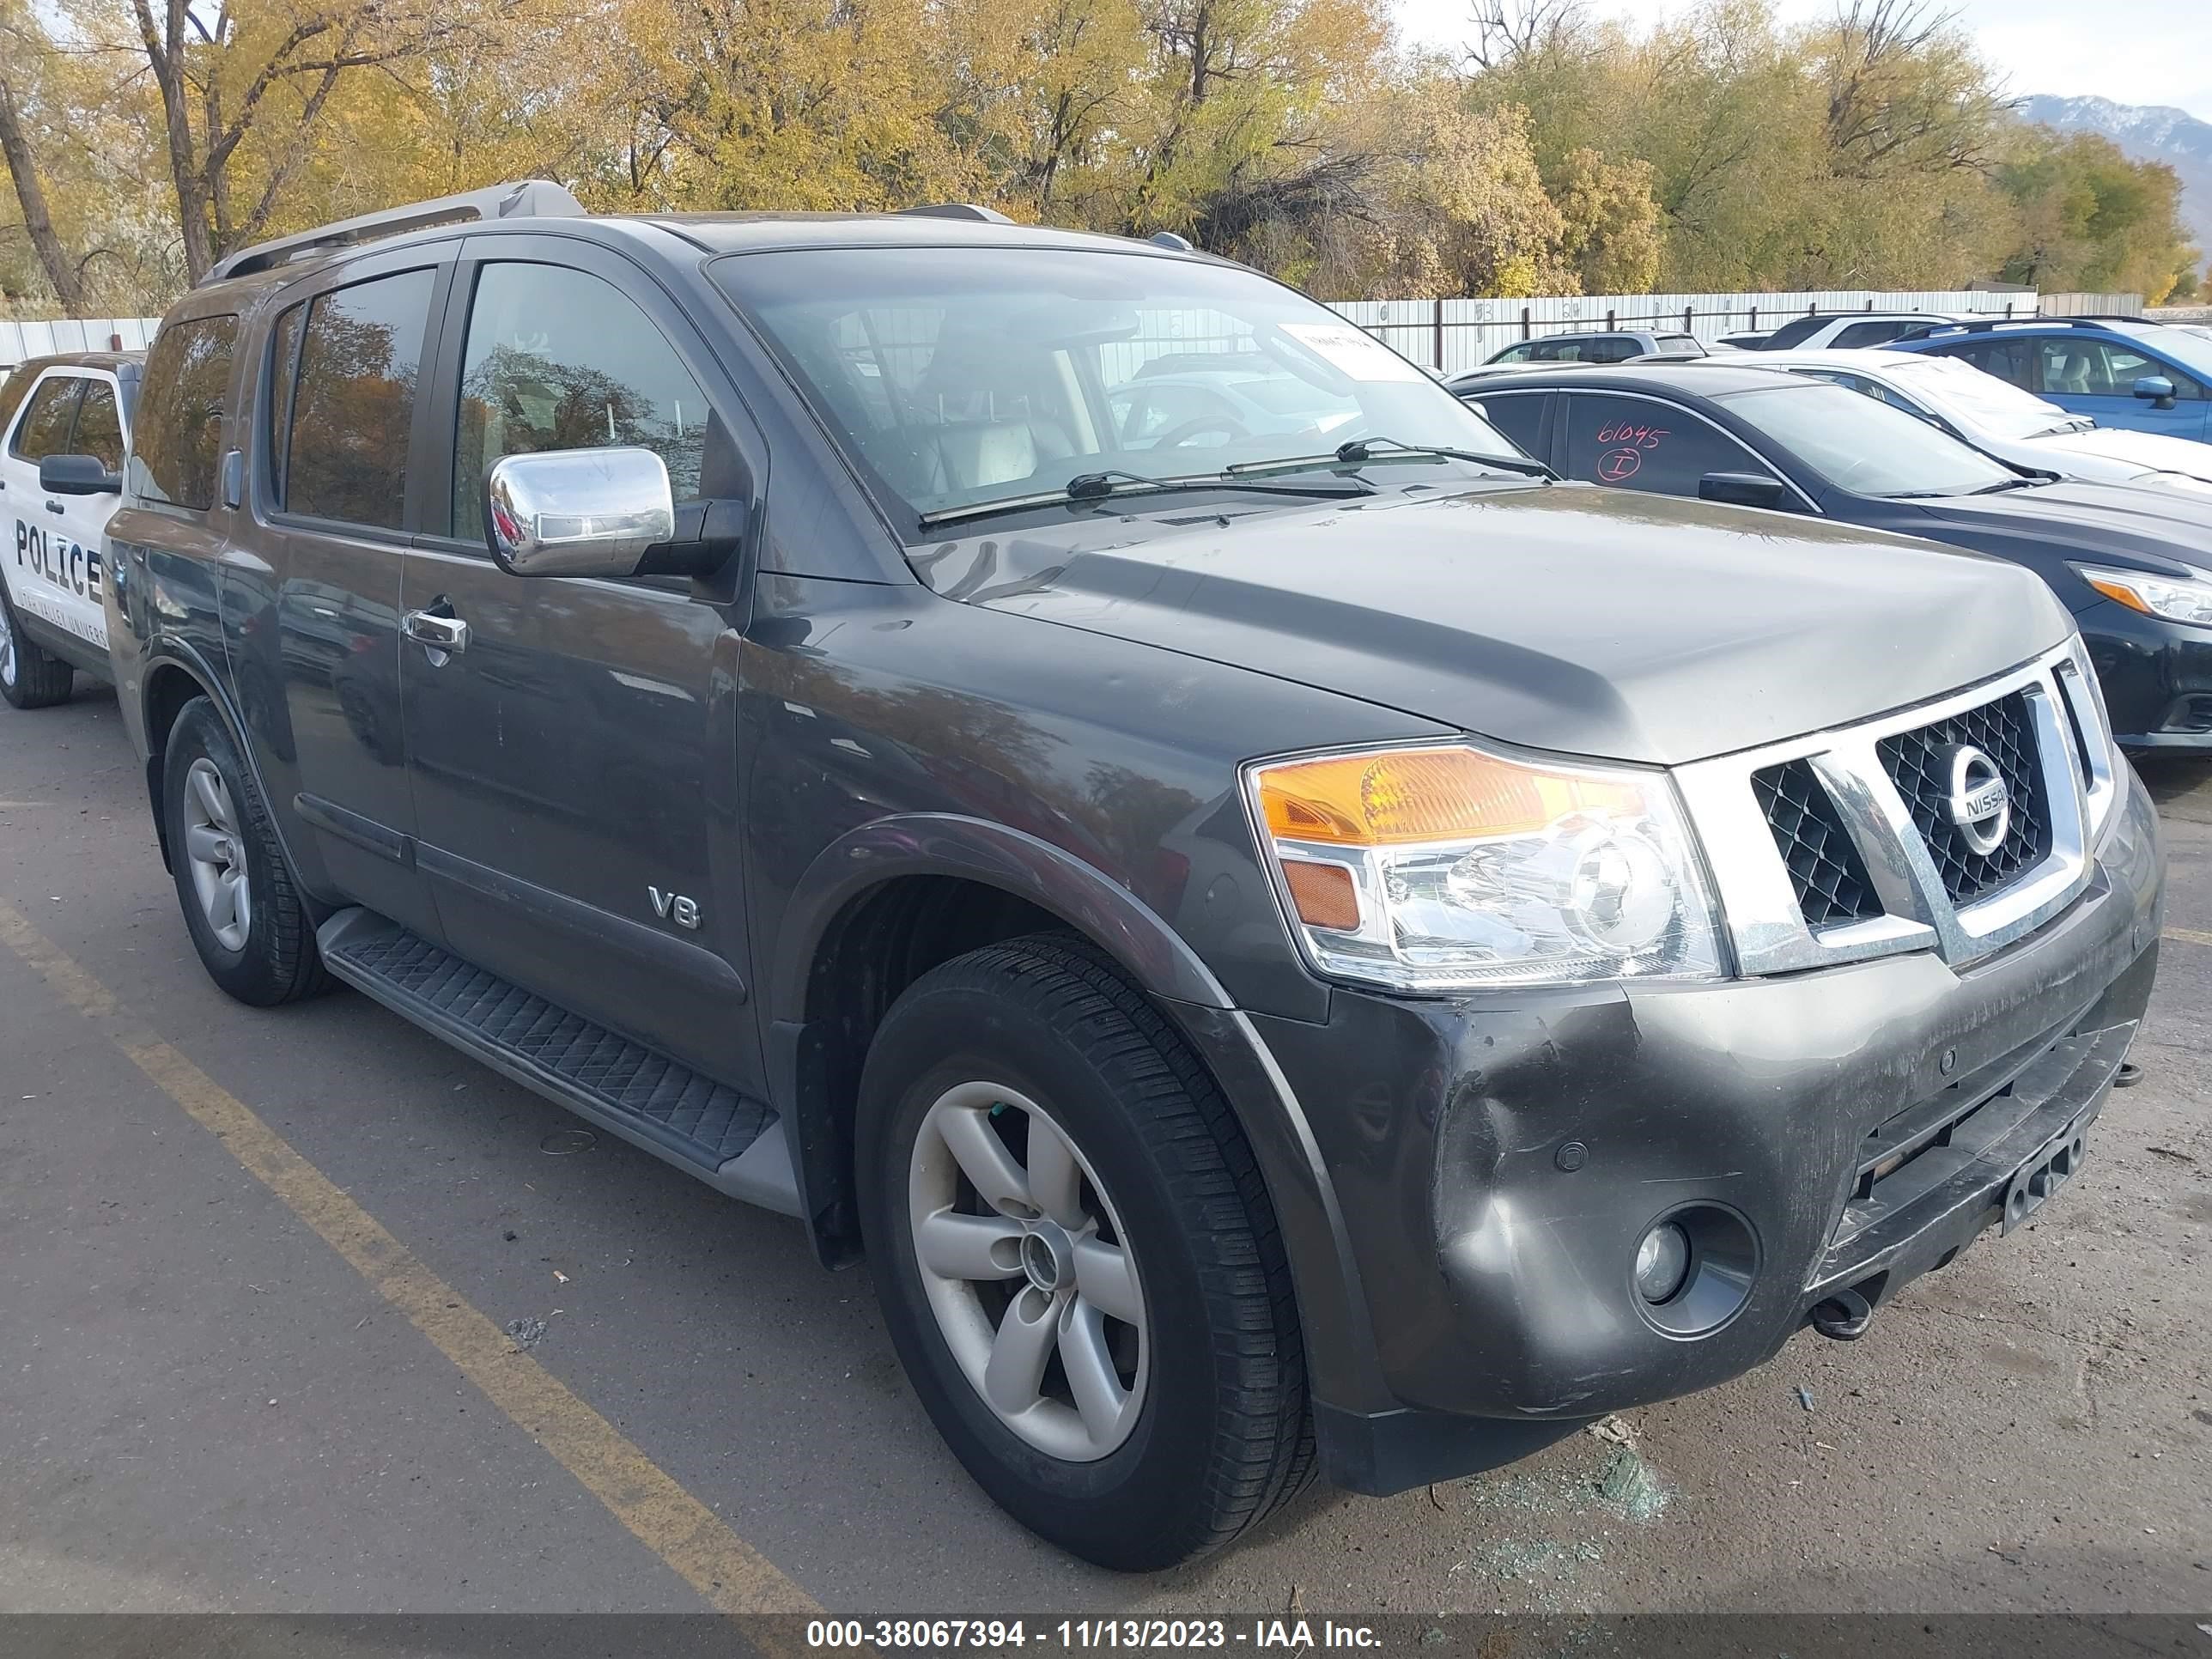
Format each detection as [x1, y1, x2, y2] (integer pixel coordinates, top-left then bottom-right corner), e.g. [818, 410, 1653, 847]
[0, 351, 138, 708]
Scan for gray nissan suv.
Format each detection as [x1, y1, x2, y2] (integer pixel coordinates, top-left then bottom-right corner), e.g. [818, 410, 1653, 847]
[96, 182, 2164, 1570]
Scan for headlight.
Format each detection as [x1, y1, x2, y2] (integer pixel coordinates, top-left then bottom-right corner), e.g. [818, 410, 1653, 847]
[1245, 741, 1722, 992]
[2074, 563, 2212, 628]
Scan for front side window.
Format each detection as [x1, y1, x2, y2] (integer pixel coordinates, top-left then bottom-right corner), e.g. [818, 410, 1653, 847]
[131, 315, 237, 509]
[2038, 337, 2205, 400]
[1564, 393, 1772, 495]
[283, 270, 435, 531]
[1832, 320, 1915, 349]
[714, 246, 1523, 531]
[453, 262, 710, 542]
[9, 377, 82, 462]
[1717, 382, 2017, 497]
[71, 383, 125, 471]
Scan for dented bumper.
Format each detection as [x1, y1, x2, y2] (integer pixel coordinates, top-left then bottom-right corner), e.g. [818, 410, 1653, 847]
[1252, 771, 2164, 1495]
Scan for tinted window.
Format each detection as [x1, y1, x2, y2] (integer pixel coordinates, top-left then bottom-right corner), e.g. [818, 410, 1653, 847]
[1832, 320, 1913, 349]
[71, 382, 125, 471]
[131, 315, 238, 509]
[0, 364, 40, 429]
[453, 262, 709, 541]
[1564, 393, 1771, 495]
[9, 378, 81, 461]
[265, 302, 303, 506]
[1929, 336, 2034, 389]
[284, 270, 434, 530]
[1760, 316, 1828, 349]
[1467, 392, 1545, 456]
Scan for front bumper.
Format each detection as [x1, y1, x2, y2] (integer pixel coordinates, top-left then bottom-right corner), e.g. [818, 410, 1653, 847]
[2081, 599, 2212, 750]
[1247, 770, 2164, 1495]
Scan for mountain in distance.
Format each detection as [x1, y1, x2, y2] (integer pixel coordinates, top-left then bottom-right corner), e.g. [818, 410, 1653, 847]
[2019, 94, 2212, 265]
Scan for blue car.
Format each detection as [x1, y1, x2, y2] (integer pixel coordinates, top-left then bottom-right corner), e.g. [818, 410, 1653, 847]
[1887, 316, 2212, 442]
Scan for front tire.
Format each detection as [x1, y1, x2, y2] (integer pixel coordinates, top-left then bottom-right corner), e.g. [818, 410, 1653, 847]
[162, 696, 331, 1006]
[859, 934, 1313, 1570]
[0, 584, 75, 709]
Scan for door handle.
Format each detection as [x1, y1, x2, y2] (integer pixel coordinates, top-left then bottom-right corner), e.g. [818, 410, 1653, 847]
[402, 605, 469, 657]
[45, 500, 64, 515]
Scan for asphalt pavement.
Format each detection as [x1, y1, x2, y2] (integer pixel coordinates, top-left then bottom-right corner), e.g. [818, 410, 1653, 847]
[2, 678, 2208, 1621]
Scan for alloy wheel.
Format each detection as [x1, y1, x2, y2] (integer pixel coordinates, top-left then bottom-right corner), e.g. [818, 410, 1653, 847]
[182, 757, 252, 951]
[908, 1081, 1150, 1462]
[0, 599, 15, 687]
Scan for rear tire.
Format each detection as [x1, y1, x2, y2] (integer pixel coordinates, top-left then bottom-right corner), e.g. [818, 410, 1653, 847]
[858, 933, 1313, 1570]
[162, 696, 332, 1006]
[0, 584, 76, 709]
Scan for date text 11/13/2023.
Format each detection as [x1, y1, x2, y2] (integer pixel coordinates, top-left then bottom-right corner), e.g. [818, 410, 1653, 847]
[805, 1620, 1384, 1649]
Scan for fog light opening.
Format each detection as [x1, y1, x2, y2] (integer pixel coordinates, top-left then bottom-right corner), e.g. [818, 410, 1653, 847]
[1634, 1221, 1692, 1304]
[1632, 1203, 1759, 1339]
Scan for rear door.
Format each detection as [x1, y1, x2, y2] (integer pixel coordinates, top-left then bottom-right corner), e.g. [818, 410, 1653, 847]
[398, 234, 767, 1095]
[248, 247, 453, 940]
[1559, 389, 1798, 502]
[3, 368, 121, 663]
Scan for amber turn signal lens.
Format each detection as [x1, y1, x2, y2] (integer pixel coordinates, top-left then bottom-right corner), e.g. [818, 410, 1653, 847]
[1281, 860, 1360, 930]
[1257, 745, 1644, 846]
[2081, 574, 2154, 616]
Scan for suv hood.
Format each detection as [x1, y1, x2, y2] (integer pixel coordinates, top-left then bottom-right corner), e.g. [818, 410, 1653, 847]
[917, 483, 2070, 766]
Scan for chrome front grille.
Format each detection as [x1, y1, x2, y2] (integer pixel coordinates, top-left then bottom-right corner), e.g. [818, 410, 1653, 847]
[1875, 690, 2046, 904]
[1678, 640, 2121, 975]
[1752, 759, 1881, 927]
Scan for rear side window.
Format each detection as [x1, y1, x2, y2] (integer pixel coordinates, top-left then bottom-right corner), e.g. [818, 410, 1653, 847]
[1761, 316, 1829, 349]
[1929, 336, 2033, 388]
[132, 316, 239, 509]
[283, 270, 436, 531]
[10, 378, 82, 462]
[451, 261, 709, 541]
[72, 383, 125, 471]
[1563, 393, 1772, 495]
[0, 365, 40, 430]
[265, 303, 303, 507]
[1831, 320, 1912, 349]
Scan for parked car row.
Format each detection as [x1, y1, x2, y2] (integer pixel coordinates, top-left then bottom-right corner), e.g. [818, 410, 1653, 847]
[0, 193, 2170, 1576]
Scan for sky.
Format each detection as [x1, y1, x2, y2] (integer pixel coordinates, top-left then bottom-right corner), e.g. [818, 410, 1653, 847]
[1389, 0, 2212, 123]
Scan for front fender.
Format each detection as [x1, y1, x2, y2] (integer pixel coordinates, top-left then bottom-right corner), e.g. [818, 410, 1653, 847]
[768, 812, 1233, 1022]
[767, 811, 1395, 1417]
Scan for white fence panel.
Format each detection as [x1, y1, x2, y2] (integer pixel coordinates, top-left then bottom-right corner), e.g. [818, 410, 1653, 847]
[1, 316, 161, 368]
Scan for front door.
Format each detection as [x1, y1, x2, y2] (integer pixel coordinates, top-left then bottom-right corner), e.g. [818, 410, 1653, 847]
[2031, 337, 2210, 440]
[398, 239, 765, 1094]
[3, 369, 122, 662]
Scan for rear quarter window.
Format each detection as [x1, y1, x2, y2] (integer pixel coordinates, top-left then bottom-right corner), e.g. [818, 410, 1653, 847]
[131, 316, 240, 509]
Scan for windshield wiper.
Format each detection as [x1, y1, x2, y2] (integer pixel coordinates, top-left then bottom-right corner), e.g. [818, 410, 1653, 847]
[915, 468, 1375, 527]
[1225, 436, 1556, 481]
[1969, 477, 2044, 494]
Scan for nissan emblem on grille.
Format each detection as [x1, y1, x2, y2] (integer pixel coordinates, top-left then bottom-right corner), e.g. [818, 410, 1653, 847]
[1939, 742, 2011, 856]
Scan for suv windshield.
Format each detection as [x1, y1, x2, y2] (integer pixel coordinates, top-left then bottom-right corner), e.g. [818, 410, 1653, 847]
[1717, 382, 2019, 497]
[714, 247, 1524, 528]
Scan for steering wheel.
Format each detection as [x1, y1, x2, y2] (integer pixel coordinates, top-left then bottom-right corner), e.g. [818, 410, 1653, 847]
[1152, 416, 1250, 448]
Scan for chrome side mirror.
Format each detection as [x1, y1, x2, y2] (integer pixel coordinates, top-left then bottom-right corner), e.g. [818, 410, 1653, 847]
[483, 447, 676, 579]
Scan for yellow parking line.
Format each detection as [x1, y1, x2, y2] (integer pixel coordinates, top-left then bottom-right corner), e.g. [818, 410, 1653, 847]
[0, 899, 823, 1630]
[2166, 927, 2212, 948]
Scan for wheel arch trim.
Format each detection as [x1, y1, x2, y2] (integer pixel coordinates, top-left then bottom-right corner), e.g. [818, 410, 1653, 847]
[137, 644, 301, 887]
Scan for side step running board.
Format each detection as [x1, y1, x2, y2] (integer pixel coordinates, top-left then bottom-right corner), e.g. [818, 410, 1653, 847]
[316, 908, 802, 1217]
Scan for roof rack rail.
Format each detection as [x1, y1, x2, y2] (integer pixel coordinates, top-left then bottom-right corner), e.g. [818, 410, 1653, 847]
[202, 179, 586, 287]
[896, 204, 1013, 223]
[1923, 313, 2153, 336]
[2063, 312, 2162, 325]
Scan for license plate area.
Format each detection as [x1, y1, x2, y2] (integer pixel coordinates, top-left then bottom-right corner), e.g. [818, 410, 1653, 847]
[2000, 1115, 2090, 1235]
